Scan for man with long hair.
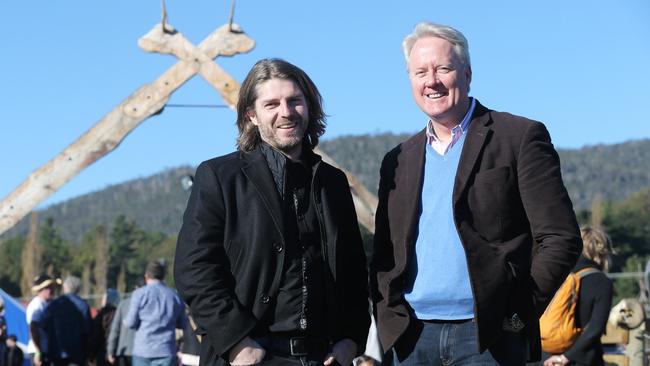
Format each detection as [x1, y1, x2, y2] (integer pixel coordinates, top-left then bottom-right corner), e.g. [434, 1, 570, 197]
[175, 59, 370, 366]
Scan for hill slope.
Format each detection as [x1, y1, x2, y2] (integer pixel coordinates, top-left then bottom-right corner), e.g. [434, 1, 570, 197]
[3, 136, 649, 243]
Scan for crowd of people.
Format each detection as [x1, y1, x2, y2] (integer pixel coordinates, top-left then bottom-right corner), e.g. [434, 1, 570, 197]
[8, 261, 197, 366]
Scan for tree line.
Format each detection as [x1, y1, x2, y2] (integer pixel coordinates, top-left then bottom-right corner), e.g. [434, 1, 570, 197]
[2, 136, 649, 245]
[0, 214, 176, 303]
[1, 185, 649, 304]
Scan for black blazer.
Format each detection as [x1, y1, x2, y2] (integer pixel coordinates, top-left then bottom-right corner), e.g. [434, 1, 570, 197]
[371, 100, 582, 360]
[174, 147, 370, 365]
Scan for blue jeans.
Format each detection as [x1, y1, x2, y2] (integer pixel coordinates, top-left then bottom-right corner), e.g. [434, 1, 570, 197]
[393, 320, 527, 366]
[132, 356, 177, 366]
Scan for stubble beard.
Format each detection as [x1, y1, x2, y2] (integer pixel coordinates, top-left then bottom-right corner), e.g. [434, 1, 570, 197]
[258, 118, 307, 156]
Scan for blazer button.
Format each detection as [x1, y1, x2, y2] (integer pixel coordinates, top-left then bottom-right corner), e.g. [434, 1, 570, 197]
[273, 243, 283, 253]
[260, 294, 270, 304]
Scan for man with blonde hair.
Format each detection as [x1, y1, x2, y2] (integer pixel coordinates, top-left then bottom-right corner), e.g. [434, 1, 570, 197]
[372, 22, 582, 365]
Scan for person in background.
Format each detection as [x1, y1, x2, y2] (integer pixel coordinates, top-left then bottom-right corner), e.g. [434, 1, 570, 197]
[106, 282, 143, 366]
[543, 226, 614, 366]
[27, 275, 59, 366]
[125, 262, 186, 366]
[5, 335, 24, 366]
[88, 289, 120, 366]
[177, 308, 200, 366]
[42, 276, 92, 366]
[0, 298, 7, 366]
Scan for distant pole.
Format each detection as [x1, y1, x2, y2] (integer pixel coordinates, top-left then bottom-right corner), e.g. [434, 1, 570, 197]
[20, 212, 40, 297]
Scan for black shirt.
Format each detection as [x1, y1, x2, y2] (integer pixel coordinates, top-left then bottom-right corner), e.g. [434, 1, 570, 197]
[564, 256, 613, 366]
[259, 143, 327, 336]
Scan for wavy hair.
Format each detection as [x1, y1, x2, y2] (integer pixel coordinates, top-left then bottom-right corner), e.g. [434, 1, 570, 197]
[236, 58, 326, 152]
[580, 225, 615, 272]
[402, 22, 471, 69]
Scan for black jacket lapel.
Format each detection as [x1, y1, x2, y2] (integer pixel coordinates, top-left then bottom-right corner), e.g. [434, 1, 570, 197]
[398, 129, 427, 246]
[453, 101, 492, 205]
[240, 149, 285, 240]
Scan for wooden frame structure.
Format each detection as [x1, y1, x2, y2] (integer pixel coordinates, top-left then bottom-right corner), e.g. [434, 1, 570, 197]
[0, 19, 377, 236]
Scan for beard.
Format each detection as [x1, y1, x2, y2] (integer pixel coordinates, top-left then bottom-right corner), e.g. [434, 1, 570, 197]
[258, 118, 308, 154]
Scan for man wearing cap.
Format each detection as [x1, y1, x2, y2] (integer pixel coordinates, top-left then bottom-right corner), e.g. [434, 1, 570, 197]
[125, 261, 186, 366]
[27, 275, 59, 366]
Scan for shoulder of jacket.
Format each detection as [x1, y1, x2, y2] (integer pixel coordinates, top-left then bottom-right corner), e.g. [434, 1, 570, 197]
[201, 151, 241, 167]
[318, 160, 344, 175]
[198, 151, 246, 175]
[486, 109, 546, 133]
[316, 162, 349, 188]
[384, 129, 425, 161]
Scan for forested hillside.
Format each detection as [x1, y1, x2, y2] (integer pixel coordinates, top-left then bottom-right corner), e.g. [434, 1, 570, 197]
[1, 134, 649, 300]
[3, 135, 649, 244]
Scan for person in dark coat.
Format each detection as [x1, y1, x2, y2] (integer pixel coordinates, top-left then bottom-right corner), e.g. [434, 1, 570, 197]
[5, 335, 24, 366]
[0, 299, 6, 366]
[174, 58, 370, 366]
[178, 308, 200, 366]
[42, 276, 92, 366]
[88, 289, 119, 366]
[543, 226, 614, 366]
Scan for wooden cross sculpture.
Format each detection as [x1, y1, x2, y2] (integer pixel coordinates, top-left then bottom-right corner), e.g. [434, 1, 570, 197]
[0, 20, 377, 236]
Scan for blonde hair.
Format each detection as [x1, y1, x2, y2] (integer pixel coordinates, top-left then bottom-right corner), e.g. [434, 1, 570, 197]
[581, 226, 614, 272]
[402, 22, 471, 68]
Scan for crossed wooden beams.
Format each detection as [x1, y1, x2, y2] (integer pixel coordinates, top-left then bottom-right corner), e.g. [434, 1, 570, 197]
[0, 22, 377, 236]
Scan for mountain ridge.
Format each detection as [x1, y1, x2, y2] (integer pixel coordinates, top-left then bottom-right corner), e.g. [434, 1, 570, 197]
[3, 135, 649, 243]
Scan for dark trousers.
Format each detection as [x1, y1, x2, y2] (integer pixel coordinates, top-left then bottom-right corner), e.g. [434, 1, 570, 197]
[392, 320, 527, 366]
[215, 356, 339, 366]
[116, 356, 132, 366]
[52, 359, 84, 366]
[212, 336, 340, 366]
[255, 355, 335, 365]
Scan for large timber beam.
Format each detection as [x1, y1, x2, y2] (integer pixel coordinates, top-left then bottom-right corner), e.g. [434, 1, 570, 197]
[0, 21, 378, 237]
[138, 23, 378, 233]
[0, 23, 254, 235]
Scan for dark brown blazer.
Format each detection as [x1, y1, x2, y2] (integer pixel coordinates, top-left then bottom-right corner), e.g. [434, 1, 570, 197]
[174, 147, 370, 366]
[371, 100, 582, 360]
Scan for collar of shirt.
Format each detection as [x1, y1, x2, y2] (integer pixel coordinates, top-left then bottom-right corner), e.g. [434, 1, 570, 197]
[426, 97, 476, 155]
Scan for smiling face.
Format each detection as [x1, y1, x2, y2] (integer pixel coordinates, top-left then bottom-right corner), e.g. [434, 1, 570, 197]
[407, 36, 472, 128]
[247, 78, 309, 159]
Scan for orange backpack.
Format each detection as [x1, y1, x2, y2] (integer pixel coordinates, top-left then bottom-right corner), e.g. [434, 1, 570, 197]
[539, 267, 600, 354]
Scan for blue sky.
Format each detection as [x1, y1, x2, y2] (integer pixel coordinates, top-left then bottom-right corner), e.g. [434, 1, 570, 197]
[1, 0, 649, 208]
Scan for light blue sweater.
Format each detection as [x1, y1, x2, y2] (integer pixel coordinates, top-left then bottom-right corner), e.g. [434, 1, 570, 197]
[404, 135, 474, 320]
